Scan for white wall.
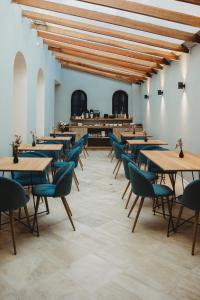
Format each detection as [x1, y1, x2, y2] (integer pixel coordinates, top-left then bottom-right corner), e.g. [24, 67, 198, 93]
[139, 44, 200, 154]
[0, 0, 61, 155]
[55, 69, 134, 123]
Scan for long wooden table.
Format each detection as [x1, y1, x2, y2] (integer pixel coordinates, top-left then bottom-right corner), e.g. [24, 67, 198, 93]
[50, 131, 76, 135]
[140, 150, 200, 173]
[18, 144, 63, 152]
[37, 136, 71, 142]
[127, 139, 167, 146]
[121, 132, 152, 138]
[0, 157, 52, 172]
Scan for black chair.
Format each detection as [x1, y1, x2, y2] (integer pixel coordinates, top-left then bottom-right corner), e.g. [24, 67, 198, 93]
[0, 177, 30, 254]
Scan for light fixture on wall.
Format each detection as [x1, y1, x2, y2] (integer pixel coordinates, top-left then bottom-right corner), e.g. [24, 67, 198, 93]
[144, 94, 149, 99]
[157, 90, 164, 96]
[178, 82, 186, 89]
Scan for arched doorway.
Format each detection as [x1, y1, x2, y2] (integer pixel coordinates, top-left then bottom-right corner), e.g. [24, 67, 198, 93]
[12, 52, 27, 141]
[36, 68, 45, 136]
[112, 90, 128, 116]
[71, 90, 87, 117]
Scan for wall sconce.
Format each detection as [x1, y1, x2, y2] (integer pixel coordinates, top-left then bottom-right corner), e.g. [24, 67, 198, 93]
[178, 82, 186, 89]
[144, 94, 149, 99]
[157, 90, 164, 96]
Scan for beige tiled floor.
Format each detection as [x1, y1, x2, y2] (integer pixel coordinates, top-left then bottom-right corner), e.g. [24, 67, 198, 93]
[0, 151, 200, 300]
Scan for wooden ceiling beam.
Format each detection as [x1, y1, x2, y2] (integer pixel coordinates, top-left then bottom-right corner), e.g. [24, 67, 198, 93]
[53, 52, 148, 79]
[32, 24, 179, 60]
[22, 10, 187, 52]
[79, 0, 200, 28]
[15, 0, 199, 42]
[38, 31, 161, 68]
[46, 42, 152, 75]
[45, 40, 155, 73]
[38, 32, 166, 65]
[176, 0, 200, 5]
[61, 62, 138, 84]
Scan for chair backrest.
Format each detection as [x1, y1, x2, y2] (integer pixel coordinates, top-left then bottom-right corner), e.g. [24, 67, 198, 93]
[82, 134, 88, 146]
[128, 162, 155, 197]
[66, 146, 81, 168]
[182, 180, 200, 211]
[0, 177, 29, 211]
[137, 145, 165, 165]
[38, 140, 62, 160]
[54, 162, 75, 197]
[113, 142, 125, 160]
[74, 138, 84, 149]
[121, 154, 137, 180]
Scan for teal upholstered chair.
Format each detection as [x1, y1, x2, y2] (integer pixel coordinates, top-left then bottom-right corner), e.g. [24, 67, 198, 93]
[54, 146, 81, 191]
[0, 177, 30, 254]
[121, 154, 157, 209]
[128, 162, 174, 236]
[176, 180, 200, 255]
[113, 142, 134, 179]
[32, 162, 75, 236]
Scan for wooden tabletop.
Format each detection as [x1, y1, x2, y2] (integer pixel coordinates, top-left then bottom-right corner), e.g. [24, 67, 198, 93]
[0, 157, 52, 172]
[50, 131, 76, 135]
[127, 139, 167, 145]
[38, 136, 71, 141]
[18, 144, 63, 151]
[140, 150, 200, 172]
[121, 132, 151, 138]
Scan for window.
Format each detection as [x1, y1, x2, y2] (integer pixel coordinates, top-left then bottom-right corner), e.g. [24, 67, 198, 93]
[112, 90, 128, 116]
[71, 90, 87, 116]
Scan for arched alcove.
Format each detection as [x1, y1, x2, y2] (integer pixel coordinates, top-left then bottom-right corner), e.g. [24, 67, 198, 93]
[12, 52, 27, 140]
[71, 90, 87, 117]
[36, 68, 45, 135]
[112, 90, 128, 116]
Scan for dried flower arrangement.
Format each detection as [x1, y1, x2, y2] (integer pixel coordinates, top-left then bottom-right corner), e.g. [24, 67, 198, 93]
[175, 138, 184, 158]
[58, 121, 67, 132]
[11, 135, 22, 163]
[30, 131, 37, 146]
[144, 131, 148, 142]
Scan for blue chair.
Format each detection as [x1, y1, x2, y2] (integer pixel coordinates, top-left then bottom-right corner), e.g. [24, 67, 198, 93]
[121, 154, 157, 209]
[0, 177, 30, 254]
[176, 180, 200, 255]
[82, 134, 89, 157]
[32, 162, 75, 235]
[38, 140, 62, 161]
[128, 162, 174, 236]
[113, 142, 134, 179]
[108, 133, 126, 161]
[54, 146, 81, 191]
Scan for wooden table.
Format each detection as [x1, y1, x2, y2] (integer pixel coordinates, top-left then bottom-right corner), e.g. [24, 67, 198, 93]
[127, 139, 167, 146]
[37, 136, 71, 142]
[50, 131, 76, 135]
[18, 144, 63, 152]
[0, 157, 52, 172]
[140, 150, 200, 173]
[121, 132, 145, 138]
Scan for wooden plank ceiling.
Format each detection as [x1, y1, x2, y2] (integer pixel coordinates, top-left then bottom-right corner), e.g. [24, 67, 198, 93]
[13, 0, 200, 84]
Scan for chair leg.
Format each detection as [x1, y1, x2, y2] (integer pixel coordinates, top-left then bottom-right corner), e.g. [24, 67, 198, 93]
[113, 160, 119, 174]
[73, 173, 80, 192]
[175, 205, 184, 232]
[161, 198, 166, 219]
[44, 197, 50, 215]
[18, 208, 21, 221]
[192, 211, 199, 256]
[83, 149, 87, 159]
[9, 210, 16, 255]
[115, 160, 122, 179]
[74, 171, 79, 185]
[128, 195, 139, 218]
[61, 197, 75, 231]
[79, 158, 83, 171]
[125, 189, 132, 209]
[84, 146, 89, 156]
[122, 181, 130, 200]
[132, 197, 145, 233]
[166, 196, 175, 237]
[108, 147, 113, 157]
[111, 153, 115, 162]
[24, 205, 31, 230]
[32, 196, 40, 237]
